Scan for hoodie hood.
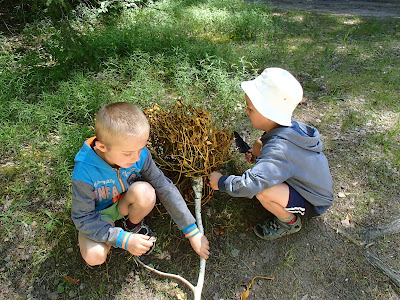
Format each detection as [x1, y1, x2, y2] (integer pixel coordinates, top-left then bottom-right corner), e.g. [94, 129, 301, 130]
[261, 119, 322, 153]
[74, 138, 112, 170]
[74, 137, 148, 171]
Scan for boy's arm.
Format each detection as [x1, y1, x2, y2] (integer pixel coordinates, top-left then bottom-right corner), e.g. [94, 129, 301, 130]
[217, 144, 292, 198]
[188, 233, 210, 259]
[252, 138, 263, 156]
[71, 179, 123, 245]
[72, 180, 157, 254]
[141, 151, 196, 229]
[141, 151, 210, 259]
[247, 138, 263, 161]
[209, 171, 222, 190]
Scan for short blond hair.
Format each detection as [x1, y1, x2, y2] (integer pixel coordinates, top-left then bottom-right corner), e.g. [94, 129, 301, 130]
[95, 102, 150, 146]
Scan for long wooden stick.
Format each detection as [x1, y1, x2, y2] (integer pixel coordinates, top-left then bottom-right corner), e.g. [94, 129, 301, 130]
[364, 217, 400, 240]
[133, 177, 206, 299]
[134, 256, 195, 291]
[328, 221, 400, 290]
[365, 250, 400, 289]
[192, 177, 206, 300]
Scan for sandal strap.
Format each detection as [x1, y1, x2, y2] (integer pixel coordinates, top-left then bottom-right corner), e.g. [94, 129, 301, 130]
[260, 218, 288, 232]
[132, 221, 151, 235]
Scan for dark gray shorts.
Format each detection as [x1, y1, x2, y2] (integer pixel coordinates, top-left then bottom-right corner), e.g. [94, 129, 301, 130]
[285, 185, 319, 218]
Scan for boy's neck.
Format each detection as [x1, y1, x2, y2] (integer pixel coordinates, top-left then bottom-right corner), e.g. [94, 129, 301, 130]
[261, 119, 280, 133]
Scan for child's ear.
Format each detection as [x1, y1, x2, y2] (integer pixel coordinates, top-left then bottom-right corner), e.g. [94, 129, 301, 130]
[95, 140, 107, 153]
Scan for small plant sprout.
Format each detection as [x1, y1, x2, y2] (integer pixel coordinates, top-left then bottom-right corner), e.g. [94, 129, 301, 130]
[44, 210, 62, 231]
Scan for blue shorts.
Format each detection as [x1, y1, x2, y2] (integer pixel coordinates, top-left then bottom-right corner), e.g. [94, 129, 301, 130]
[285, 185, 319, 218]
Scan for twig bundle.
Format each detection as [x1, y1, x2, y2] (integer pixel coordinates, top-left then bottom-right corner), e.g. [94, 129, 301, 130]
[144, 99, 233, 205]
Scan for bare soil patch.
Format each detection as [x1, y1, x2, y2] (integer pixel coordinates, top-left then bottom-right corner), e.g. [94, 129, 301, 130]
[259, 0, 400, 18]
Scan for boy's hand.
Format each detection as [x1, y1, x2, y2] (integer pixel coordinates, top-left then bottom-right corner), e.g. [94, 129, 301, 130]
[252, 138, 262, 157]
[245, 151, 255, 163]
[208, 171, 222, 190]
[245, 138, 262, 163]
[126, 234, 154, 256]
[189, 233, 210, 259]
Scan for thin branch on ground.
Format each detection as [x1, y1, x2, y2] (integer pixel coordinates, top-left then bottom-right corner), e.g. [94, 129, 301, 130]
[326, 220, 400, 289]
[364, 217, 400, 240]
[365, 250, 400, 289]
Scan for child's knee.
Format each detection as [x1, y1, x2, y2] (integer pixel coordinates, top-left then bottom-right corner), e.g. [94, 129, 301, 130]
[256, 188, 274, 203]
[256, 183, 289, 203]
[81, 245, 108, 266]
[128, 181, 156, 205]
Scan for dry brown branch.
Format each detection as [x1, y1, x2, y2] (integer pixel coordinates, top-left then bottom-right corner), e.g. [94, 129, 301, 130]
[144, 99, 233, 205]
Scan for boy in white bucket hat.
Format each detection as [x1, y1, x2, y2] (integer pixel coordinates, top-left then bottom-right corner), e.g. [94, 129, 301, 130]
[209, 67, 334, 240]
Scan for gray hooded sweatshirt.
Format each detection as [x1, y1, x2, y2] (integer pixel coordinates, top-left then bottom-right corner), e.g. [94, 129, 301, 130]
[218, 120, 334, 215]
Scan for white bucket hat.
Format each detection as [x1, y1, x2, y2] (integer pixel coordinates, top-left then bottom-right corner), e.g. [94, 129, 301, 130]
[241, 67, 303, 126]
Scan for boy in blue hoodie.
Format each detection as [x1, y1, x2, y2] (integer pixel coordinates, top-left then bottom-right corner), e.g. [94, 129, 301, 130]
[72, 102, 209, 266]
[209, 67, 334, 240]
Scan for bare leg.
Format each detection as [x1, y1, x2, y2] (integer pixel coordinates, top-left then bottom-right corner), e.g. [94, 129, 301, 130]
[254, 183, 301, 240]
[78, 232, 111, 266]
[118, 181, 156, 224]
[256, 182, 292, 219]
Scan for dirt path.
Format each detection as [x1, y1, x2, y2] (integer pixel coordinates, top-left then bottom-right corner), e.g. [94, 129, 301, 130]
[259, 0, 400, 18]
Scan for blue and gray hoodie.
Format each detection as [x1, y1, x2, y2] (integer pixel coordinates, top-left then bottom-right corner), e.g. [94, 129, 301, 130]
[218, 120, 334, 215]
[71, 137, 197, 248]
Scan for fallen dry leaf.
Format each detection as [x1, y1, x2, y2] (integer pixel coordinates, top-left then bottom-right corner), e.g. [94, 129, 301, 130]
[64, 275, 80, 285]
[341, 214, 354, 228]
[241, 275, 274, 300]
[241, 289, 250, 300]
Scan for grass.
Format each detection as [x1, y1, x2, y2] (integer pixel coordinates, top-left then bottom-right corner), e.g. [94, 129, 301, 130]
[0, 0, 399, 299]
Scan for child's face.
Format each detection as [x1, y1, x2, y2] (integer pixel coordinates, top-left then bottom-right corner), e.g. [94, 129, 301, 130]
[245, 94, 267, 130]
[245, 94, 278, 132]
[95, 133, 149, 168]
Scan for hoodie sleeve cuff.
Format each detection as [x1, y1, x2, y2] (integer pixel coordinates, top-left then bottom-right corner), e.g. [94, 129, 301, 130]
[115, 230, 132, 250]
[182, 223, 200, 238]
[218, 175, 228, 191]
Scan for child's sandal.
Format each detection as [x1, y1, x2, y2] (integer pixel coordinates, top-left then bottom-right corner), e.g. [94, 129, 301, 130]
[254, 216, 301, 240]
[123, 219, 157, 255]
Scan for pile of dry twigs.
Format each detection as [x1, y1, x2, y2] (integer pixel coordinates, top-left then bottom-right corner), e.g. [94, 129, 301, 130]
[144, 99, 233, 205]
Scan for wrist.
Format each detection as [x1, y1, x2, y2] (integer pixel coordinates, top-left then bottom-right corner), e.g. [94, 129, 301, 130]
[115, 230, 132, 250]
[182, 223, 200, 238]
[218, 175, 228, 191]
